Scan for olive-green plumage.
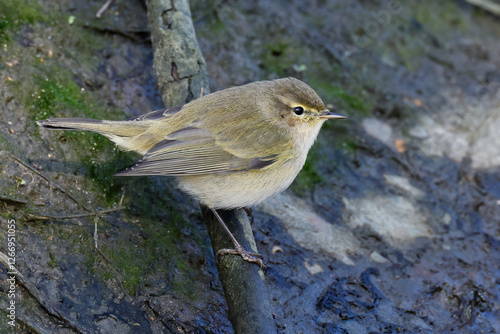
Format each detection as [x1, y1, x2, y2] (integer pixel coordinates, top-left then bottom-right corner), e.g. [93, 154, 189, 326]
[38, 77, 345, 209]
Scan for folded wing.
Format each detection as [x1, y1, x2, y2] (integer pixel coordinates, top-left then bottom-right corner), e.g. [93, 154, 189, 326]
[116, 125, 279, 176]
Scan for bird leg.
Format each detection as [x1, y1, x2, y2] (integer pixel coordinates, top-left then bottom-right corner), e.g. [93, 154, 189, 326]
[210, 208, 265, 268]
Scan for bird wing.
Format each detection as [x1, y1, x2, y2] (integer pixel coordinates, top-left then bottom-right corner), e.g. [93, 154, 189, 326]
[116, 125, 280, 176]
[127, 105, 183, 121]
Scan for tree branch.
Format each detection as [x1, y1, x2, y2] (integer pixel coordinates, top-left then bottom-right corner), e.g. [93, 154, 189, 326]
[145, 0, 276, 332]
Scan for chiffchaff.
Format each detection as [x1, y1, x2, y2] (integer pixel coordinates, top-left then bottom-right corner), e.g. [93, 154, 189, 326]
[38, 77, 346, 266]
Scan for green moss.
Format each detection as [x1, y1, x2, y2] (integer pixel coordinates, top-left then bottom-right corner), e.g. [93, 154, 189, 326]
[393, 41, 419, 71]
[206, 16, 226, 35]
[116, 257, 143, 293]
[331, 86, 367, 114]
[14, 58, 134, 203]
[414, 1, 467, 36]
[100, 207, 199, 297]
[0, 0, 48, 42]
[24, 73, 133, 202]
[340, 139, 358, 154]
[47, 258, 58, 268]
[90, 182, 204, 297]
[70, 137, 135, 203]
[28, 70, 112, 121]
[102, 271, 115, 280]
[171, 265, 198, 299]
[311, 78, 368, 116]
[30, 77, 85, 121]
[46, 245, 60, 267]
[384, 1, 467, 72]
[122, 178, 175, 222]
[0, 309, 14, 334]
[260, 42, 297, 76]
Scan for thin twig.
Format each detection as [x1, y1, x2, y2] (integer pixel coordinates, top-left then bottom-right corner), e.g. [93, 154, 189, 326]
[96, 0, 115, 18]
[88, 201, 134, 301]
[0, 195, 28, 205]
[94, 216, 99, 249]
[6, 152, 90, 212]
[27, 206, 125, 221]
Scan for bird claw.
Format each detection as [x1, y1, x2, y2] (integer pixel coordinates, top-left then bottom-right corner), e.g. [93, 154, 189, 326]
[217, 248, 265, 269]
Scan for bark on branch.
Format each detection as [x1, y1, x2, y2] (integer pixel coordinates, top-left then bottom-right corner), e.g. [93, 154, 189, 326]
[147, 0, 208, 104]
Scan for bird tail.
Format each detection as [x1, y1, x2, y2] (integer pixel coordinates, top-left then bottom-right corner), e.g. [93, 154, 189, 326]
[37, 118, 152, 153]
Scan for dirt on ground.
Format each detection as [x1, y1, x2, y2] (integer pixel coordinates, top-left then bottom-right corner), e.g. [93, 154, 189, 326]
[0, 0, 499, 333]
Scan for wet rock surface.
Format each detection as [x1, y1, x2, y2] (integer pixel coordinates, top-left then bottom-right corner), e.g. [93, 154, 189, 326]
[0, 0, 499, 333]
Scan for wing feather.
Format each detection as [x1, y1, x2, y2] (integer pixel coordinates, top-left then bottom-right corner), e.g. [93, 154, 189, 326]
[116, 128, 279, 176]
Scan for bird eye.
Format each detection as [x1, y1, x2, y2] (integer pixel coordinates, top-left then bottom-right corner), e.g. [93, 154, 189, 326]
[293, 106, 304, 115]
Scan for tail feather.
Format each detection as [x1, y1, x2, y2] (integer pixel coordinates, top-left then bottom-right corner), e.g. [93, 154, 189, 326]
[37, 118, 152, 153]
[37, 118, 145, 136]
[37, 118, 103, 130]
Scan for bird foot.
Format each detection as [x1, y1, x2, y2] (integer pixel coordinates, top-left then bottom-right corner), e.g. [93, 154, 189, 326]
[217, 248, 265, 269]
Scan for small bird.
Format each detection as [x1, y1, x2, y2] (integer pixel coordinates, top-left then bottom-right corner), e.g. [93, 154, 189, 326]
[38, 77, 346, 267]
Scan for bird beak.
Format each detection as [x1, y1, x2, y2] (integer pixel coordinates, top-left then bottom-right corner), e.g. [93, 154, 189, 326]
[318, 110, 347, 119]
